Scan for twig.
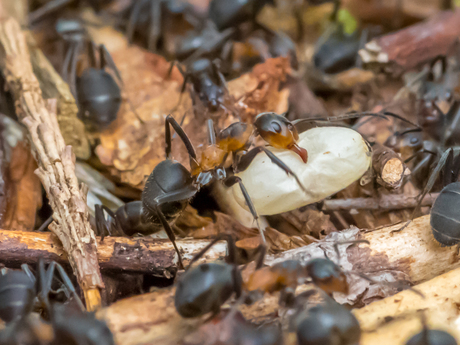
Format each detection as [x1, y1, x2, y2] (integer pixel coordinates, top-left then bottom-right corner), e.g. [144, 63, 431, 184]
[0, 17, 102, 310]
[323, 193, 439, 211]
[372, 143, 405, 189]
[0, 229, 227, 275]
[27, 33, 90, 159]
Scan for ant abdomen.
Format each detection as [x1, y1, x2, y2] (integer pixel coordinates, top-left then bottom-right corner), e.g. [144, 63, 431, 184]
[76, 68, 122, 130]
[430, 182, 460, 247]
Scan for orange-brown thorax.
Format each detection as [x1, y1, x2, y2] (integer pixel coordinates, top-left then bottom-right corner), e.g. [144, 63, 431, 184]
[191, 145, 227, 175]
[245, 264, 307, 293]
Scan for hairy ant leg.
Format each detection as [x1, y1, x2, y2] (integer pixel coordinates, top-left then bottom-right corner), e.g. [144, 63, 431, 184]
[235, 146, 308, 194]
[224, 176, 265, 245]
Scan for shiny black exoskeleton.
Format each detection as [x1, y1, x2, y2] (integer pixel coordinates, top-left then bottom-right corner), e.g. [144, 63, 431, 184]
[179, 58, 228, 112]
[208, 0, 274, 31]
[0, 270, 35, 323]
[294, 297, 361, 345]
[58, 19, 122, 130]
[406, 329, 457, 345]
[0, 260, 105, 345]
[175, 234, 264, 318]
[50, 304, 115, 345]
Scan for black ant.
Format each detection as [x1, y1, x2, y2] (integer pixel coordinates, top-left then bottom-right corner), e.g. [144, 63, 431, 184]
[0, 259, 114, 345]
[94, 112, 308, 270]
[174, 234, 366, 318]
[57, 19, 123, 131]
[170, 58, 232, 116]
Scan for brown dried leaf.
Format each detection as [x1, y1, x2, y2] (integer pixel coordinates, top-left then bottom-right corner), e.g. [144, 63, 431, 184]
[229, 57, 291, 120]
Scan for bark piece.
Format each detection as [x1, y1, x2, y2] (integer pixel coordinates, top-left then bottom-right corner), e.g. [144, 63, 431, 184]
[359, 9, 460, 73]
[0, 17, 102, 310]
[354, 265, 460, 345]
[0, 229, 226, 275]
[27, 33, 90, 159]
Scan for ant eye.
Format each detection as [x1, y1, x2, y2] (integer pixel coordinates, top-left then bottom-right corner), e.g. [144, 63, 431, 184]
[410, 137, 419, 144]
[271, 122, 282, 133]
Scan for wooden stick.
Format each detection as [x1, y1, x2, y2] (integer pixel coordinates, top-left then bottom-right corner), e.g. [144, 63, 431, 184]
[322, 193, 439, 211]
[0, 229, 226, 275]
[0, 17, 102, 310]
[359, 8, 460, 73]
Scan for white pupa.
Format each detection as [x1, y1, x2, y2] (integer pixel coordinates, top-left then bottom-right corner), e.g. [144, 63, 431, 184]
[232, 127, 372, 215]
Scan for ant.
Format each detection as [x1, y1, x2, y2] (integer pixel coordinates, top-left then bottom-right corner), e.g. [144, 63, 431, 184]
[174, 233, 365, 318]
[57, 19, 123, 131]
[169, 58, 232, 116]
[94, 112, 308, 269]
[0, 260, 114, 345]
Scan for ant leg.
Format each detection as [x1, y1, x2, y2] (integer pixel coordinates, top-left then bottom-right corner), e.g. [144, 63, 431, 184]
[29, 0, 73, 24]
[207, 119, 217, 145]
[224, 175, 266, 245]
[87, 41, 98, 69]
[443, 101, 460, 146]
[331, 0, 341, 22]
[37, 216, 54, 232]
[54, 263, 85, 311]
[37, 259, 52, 314]
[95, 205, 115, 241]
[126, 0, 144, 44]
[21, 264, 36, 285]
[100, 44, 123, 85]
[211, 59, 228, 93]
[332, 240, 370, 265]
[164, 114, 197, 160]
[69, 39, 83, 99]
[153, 204, 184, 270]
[393, 148, 453, 233]
[187, 233, 238, 269]
[236, 146, 308, 194]
[62, 41, 75, 90]
[147, 0, 162, 52]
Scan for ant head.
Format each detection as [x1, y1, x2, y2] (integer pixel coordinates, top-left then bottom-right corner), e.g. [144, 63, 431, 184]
[218, 122, 254, 153]
[254, 113, 308, 163]
[305, 258, 349, 295]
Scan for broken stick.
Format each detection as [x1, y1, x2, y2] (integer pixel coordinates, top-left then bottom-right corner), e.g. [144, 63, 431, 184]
[0, 17, 102, 310]
[0, 229, 226, 276]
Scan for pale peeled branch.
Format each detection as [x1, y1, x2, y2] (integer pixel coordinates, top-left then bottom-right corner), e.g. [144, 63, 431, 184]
[232, 127, 372, 215]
